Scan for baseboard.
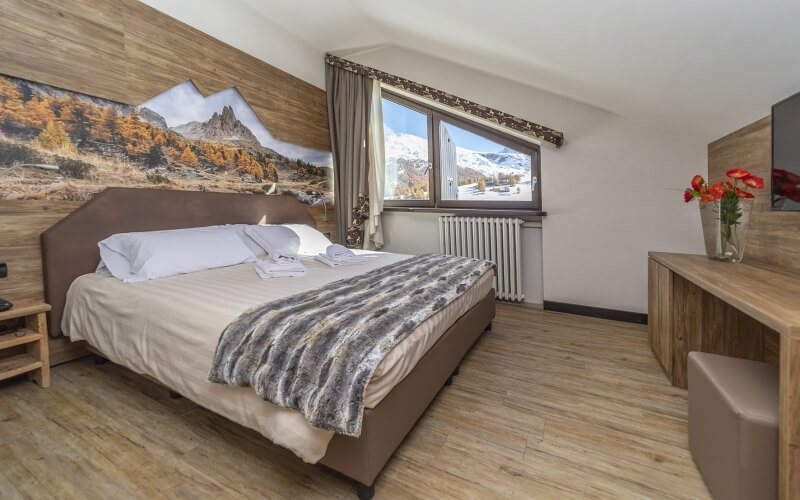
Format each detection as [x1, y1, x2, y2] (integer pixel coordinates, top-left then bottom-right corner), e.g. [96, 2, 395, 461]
[543, 301, 648, 325]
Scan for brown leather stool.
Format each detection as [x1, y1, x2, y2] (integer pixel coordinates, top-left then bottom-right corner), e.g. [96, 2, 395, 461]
[688, 352, 779, 500]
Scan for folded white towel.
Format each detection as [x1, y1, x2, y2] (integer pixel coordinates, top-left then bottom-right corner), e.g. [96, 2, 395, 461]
[315, 253, 366, 267]
[325, 243, 354, 259]
[322, 244, 367, 263]
[254, 259, 307, 278]
[268, 253, 300, 266]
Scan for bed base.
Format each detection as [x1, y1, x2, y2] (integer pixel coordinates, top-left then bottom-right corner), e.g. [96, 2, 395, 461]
[319, 290, 495, 497]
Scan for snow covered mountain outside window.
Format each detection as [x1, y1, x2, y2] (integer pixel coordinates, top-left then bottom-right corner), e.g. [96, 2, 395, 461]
[381, 90, 541, 211]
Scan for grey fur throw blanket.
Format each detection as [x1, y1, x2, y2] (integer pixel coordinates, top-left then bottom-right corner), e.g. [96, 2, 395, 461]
[208, 253, 494, 437]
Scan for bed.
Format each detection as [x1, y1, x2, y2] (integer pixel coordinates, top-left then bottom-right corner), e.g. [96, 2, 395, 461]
[41, 187, 496, 499]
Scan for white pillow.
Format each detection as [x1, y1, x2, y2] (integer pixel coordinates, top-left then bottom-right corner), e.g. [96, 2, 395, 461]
[224, 224, 267, 257]
[98, 226, 256, 282]
[243, 225, 301, 257]
[281, 224, 332, 256]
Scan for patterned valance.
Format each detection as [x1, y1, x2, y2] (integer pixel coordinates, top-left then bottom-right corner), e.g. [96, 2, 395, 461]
[325, 53, 565, 148]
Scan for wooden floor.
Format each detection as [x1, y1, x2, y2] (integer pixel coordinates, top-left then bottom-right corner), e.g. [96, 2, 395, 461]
[0, 304, 710, 499]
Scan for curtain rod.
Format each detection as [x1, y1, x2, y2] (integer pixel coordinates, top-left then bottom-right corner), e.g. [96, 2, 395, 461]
[325, 53, 565, 148]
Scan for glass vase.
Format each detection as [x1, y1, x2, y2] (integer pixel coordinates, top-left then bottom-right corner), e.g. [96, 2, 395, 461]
[699, 197, 753, 263]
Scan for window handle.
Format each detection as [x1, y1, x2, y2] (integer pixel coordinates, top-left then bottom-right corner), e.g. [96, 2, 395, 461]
[531, 176, 538, 192]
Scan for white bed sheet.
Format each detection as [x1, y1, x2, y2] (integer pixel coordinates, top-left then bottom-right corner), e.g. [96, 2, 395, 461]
[62, 251, 493, 463]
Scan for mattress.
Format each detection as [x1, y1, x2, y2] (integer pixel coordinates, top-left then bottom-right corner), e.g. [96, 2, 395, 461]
[62, 251, 493, 463]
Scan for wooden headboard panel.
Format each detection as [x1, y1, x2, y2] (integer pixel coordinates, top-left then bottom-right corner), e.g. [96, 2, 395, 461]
[41, 188, 317, 336]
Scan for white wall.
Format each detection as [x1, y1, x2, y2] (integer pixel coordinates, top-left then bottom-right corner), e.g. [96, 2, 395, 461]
[138, 0, 326, 89]
[126, 5, 707, 312]
[381, 212, 544, 305]
[352, 46, 707, 313]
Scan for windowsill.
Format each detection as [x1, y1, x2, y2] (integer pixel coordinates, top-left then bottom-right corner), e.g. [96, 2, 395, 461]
[383, 206, 547, 217]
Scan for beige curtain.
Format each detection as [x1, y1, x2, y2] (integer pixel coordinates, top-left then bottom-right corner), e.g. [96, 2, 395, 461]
[325, 63, 373, 248]
[364, 80, 384, 250]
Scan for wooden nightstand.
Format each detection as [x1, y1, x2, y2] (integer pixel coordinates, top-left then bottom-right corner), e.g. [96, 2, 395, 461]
[0, 301, 50, 388]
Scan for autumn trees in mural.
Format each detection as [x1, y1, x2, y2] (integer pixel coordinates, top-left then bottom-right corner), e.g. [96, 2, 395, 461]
[0, 75, 332, 202]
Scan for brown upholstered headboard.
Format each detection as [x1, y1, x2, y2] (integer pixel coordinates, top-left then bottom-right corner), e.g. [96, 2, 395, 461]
[41, 188, 318, 336]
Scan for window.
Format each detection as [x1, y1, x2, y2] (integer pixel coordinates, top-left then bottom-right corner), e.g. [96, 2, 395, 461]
[382, 91, 541, 210]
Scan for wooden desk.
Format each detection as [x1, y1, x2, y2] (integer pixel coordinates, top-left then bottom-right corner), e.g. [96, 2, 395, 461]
[648, 252, 800, 499]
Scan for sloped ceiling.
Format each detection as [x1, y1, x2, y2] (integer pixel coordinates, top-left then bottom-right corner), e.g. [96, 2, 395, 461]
[237, 0, 800, 142]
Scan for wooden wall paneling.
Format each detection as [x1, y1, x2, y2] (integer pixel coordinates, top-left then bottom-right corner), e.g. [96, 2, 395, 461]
[0, 201, 83, 302]
[120, 0, 330, 151]
[708, 116, 800, 274]
[0, 0, 336, 304]
[0, 0, 126, 103]
[0, 0, 330, 151]
[304, 205, 337, 243]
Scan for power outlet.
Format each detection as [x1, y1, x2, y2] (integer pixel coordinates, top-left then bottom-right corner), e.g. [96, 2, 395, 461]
[0, 262, 7, 278]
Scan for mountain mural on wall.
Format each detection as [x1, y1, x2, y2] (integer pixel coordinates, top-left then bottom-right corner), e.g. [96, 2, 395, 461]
[0, 75, 333, 204]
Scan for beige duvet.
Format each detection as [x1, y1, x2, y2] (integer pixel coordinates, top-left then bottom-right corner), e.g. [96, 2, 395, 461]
[62, 252, 493, 463]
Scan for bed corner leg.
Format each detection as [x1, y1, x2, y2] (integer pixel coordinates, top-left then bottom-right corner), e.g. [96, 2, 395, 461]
[452, 365, 460, 376]
[485, 321, 492, 331]
[444, 375, 453, 386]
[169, 390, 182, 399]
[93, 355, 108, 365]
[355, 482, 375, 500]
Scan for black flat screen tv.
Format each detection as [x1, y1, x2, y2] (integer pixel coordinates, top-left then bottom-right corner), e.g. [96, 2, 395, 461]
[772, 91, 800, 211]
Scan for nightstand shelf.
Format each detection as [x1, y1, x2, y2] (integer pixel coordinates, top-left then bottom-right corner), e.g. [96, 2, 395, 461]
[0, 301, 51, 387]
[0, 354, 44, 381]
[0, 330, 43, 350]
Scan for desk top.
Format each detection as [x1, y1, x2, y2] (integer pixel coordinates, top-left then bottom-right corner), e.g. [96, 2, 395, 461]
[649, 252, 800, 338]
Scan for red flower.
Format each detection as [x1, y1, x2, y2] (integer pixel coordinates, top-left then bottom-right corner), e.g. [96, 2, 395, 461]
[684, 189, 694, 202]
[709, 182, 727, 198]
[691, 175, 704, 191]
[742, 174, 765, 189]
[726, 168, 750, 179]
[735, 187, 754, 199]
[700, 192, 716, 202]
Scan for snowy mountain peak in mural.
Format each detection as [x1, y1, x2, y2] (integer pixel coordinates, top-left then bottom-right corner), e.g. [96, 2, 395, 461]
[139, 81, 332, 169]
[0, 74, 332, 204]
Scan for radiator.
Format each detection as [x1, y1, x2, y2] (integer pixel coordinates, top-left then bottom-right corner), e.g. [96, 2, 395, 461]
[438, 216, 524, 301]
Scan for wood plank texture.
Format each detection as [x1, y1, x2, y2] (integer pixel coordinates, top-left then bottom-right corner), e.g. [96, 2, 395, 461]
[0, 331, 42, 351]
[0, 300, 50, 322]
[0, 0, 334, 304]
[0, 305, 710, 499]
[651, 254, 795, 499]
[24, 312, 49, 387]
[708, 116, 800, 274]
[650, 252, 800, 337]
[0, 0, 329, 151]
[49, 337, 88, 367]
[670, 273, 703, 388]
[647, 259, 672, 375]
[780, 335, 800, 500]
[0, 354, 42, 381]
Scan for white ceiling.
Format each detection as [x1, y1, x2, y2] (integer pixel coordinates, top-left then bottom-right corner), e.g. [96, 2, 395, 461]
[240, 0, 800, 140]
